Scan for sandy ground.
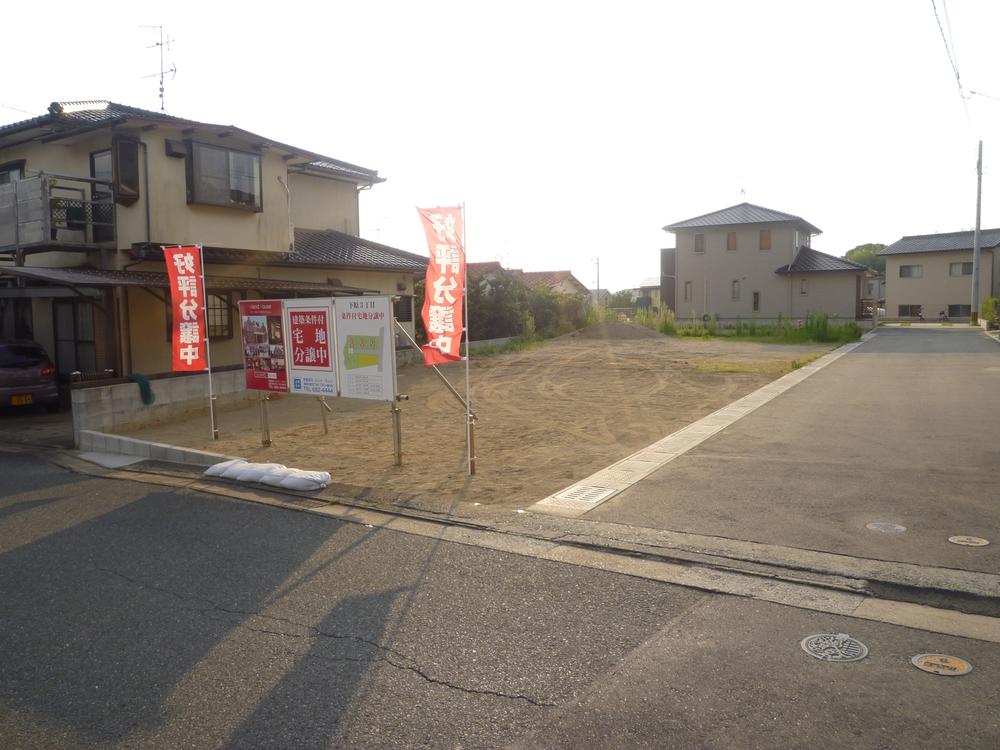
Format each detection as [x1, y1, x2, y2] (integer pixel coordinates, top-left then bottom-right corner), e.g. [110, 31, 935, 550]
[124, 323, 830, 514]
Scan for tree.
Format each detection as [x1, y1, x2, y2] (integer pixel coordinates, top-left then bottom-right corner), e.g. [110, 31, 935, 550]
[844, 243, 887, 273]
[607, 289, 635, 308]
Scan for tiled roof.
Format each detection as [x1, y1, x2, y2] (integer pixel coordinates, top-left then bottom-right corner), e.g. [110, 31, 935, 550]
[467, 261, 504, 275]
[131, 230, 427, 273]
[292, 228, 427, 272]
[0, 101, 382, 185]
[638, 276, 661, 288]
[664, 202, 821, 235]
[775, 246, 867, 274]
[879, 228, 1000, 256]
[0, 266, 373, 294]
[520, 270, 588, 292]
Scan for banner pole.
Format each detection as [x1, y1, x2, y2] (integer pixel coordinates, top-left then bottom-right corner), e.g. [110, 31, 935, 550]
[462, 202, 475, 476]
[198, 244, 219, 440]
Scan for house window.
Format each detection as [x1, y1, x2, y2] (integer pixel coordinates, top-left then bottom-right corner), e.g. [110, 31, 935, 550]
[800, 278, 809, 295]
[206, 293, 233, 338]
[683, 281, 692, 302]
[165, 292, 233, 340]
[727, 232, 737, 252]
[752, 291, 760, 312]
[948, 304, 972, 318]
[186, 141, 262, 211]
[759, 229, 771, 250]
[731, 280, 740, 300]
[949, 262, 973, 276]
[899, 264, 922, 278]
[694, 234, 705, 253]
[898, 304, 922, 317]
[112, 137, 140, 206]
[0, 159, 25, 184]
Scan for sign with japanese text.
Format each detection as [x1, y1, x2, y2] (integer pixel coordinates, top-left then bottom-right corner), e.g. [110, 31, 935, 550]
[417, 207, 465, 366]
[284, 298, 338, 397]
[335, 295, 396, 401]
[238, 299, 288, 392]
[163, 245, 209, 371]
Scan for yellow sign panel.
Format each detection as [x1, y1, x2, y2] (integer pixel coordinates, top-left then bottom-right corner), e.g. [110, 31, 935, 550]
[911, 654, 972, 676]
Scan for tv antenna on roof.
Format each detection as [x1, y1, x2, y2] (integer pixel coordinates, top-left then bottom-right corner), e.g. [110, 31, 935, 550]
[141, 25, 177, 112]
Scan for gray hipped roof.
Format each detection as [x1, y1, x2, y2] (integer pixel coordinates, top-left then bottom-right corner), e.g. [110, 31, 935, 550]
[775, 246, 867, 274]
[879, 228, 1000, 256]
[664, 202, 821, 235]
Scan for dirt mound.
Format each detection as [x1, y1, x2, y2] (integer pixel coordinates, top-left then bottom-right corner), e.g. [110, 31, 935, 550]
[568, 320, 668, 340]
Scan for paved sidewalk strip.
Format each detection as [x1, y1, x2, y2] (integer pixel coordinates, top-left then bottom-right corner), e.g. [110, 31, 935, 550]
[531, 334, 874, 517]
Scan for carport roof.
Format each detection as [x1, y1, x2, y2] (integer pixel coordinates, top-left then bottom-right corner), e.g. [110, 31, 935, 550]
[879, 228, 1000, 255]
[0, 266, 375, 294]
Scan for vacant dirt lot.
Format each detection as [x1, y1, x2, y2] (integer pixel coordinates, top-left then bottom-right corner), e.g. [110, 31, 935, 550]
[126, 323, 830, 514]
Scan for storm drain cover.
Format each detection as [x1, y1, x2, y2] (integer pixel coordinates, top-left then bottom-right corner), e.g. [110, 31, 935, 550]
[948, 535, 990, 547]
[911, 654, 972, 676]
[552, 485, 617, 505]
[866, 522, 906, 534]
[801, 633, 869, 662]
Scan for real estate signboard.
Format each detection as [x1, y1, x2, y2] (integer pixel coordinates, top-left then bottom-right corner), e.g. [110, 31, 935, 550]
[283, 298, 338, 397]
[238, 299, 288, 392]
[334, 295, 396, 401]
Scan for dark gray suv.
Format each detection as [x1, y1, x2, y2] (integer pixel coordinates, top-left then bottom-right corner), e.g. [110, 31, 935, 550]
[0, 341, 60, 411]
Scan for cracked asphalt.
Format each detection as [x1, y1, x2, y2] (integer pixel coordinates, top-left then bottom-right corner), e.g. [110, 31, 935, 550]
[3, 451, 999, 749]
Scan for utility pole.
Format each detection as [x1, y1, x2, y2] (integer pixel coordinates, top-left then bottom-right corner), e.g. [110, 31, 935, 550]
[971, 140, 983, 325]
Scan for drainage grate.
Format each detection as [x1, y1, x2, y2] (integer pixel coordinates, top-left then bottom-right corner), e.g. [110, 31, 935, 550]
[866, 522, 906, 534]
[948, 535, 990, 547]
[911, 654, 972, 676]
[553, 485, 618, 505]
[800, 633, 869, 662]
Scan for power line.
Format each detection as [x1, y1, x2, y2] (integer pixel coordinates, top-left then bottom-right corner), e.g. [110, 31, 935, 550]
[930, 0, 971, 127]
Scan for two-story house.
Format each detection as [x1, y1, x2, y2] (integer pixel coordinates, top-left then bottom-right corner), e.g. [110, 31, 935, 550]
[0, 100, 427, 379]
[878, 229, 1000, 321]
[662, 202, 867, 322]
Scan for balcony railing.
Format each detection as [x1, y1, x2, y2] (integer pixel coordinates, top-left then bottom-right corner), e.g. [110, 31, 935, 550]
[0, 174, 116, 252]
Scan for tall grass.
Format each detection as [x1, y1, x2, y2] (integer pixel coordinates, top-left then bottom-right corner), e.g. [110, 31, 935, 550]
[635, 308, 678, 335]
[683, 312, 861, 344]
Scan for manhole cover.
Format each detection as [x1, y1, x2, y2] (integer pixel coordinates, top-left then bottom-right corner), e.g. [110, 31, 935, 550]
[948, 536, 990, 547]
[867, 522, 906, 534]
[801, 633, 869, 662]
[911, 654, 972, 676]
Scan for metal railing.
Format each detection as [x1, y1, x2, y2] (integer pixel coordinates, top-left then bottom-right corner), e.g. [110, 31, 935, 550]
[0, 173, 116, 251]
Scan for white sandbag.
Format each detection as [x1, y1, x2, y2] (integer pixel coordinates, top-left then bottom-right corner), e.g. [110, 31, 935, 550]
[220, 460, 254, 480]
[233, 462, 286, 483]
[279, 475, 326, 491]
[286, 469, 330, 485]
[204, 458, 246, 478]
[258, 466, 295, 487]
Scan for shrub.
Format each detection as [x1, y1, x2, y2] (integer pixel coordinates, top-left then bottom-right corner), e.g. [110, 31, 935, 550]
[982, 296, 1000, 329]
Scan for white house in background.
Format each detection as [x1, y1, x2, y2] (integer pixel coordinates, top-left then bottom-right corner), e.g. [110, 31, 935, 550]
[662, 202, 868, 322]
[879, 229, 1000, 321]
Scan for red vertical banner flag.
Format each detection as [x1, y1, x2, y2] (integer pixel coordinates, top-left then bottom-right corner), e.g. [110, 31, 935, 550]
[163, 245, 209, 372]
[417, 207, 466, 366]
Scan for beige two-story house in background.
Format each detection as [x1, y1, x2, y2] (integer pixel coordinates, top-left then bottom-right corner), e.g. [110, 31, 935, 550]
[0, 100, 427, 380]
[879, 229, 1000, 321]
[662, 202, 868, 323]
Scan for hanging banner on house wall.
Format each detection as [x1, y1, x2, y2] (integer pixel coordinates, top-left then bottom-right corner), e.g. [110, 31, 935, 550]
[417, 206, 466, 366]
[335, 295, 396, 401]
[238, 299, 288, 392]
[163, 245, 209, 372]
[283, 298, 338, 397]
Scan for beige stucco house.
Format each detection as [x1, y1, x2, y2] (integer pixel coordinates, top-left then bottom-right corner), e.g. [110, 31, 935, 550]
[662, 202, 868, 323]
[879, 229, 1000, 321]
[0, 100, 426, 379]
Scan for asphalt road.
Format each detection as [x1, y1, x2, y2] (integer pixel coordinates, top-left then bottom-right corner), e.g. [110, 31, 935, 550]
[2, 450, 998, 749]
[588, 328, 1000, 572]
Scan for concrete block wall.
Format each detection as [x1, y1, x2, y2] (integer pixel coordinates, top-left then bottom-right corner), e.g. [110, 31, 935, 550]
[77, 430, 236, 466]
[71, 370, 254, 446]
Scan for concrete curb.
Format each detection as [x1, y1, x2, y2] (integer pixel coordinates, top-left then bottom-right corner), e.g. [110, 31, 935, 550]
[76, 430, 240, 467]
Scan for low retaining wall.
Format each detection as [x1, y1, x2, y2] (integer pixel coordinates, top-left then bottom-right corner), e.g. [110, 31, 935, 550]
[71, 369, 255, 446]
[77, 430, 236, 467]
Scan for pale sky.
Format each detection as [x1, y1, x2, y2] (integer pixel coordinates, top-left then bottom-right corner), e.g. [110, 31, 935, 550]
[4, 1, 999, 292]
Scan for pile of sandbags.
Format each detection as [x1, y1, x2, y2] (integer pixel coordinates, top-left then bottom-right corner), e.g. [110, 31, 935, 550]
[204, 459, 330, 492]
